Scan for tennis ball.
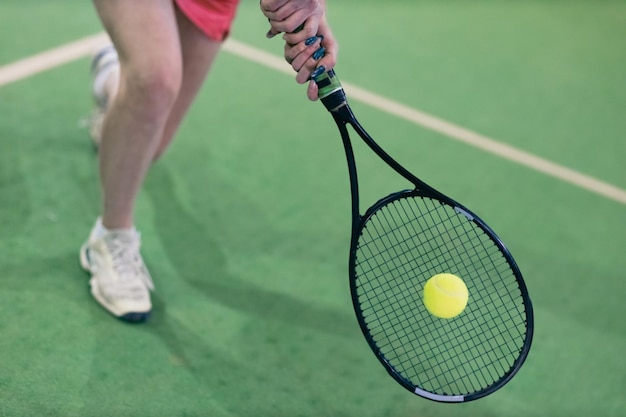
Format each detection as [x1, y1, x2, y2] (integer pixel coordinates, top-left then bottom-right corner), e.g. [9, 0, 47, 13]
[422, 273, 469, 319]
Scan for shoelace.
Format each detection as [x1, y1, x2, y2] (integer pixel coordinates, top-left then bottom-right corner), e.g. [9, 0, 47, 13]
[105, 231, 155, 291]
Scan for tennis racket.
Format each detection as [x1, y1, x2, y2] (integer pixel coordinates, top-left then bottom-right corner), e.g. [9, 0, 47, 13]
[312, 70, 534, 402]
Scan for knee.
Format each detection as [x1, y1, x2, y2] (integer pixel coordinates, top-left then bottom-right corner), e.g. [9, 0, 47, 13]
[123, 62, 182, 114]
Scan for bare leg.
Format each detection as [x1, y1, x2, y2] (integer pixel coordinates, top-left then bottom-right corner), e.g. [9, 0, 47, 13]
[94, 0, 183, 229]
[153, 6, 224, 160]
[94, 1, 224, 228]
[85, 0, 229, 322]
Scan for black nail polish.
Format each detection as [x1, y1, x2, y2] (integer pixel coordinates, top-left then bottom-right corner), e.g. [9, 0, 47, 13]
[310, 66, 326, 79]
[312, 47, 325, 60]
[305, 36, 318, 46]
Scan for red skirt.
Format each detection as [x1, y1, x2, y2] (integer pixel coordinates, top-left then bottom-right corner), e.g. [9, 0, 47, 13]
[174, 0, 240, 41]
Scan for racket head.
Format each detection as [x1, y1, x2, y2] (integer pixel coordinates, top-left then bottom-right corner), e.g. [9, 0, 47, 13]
[349, 189, 533, 402]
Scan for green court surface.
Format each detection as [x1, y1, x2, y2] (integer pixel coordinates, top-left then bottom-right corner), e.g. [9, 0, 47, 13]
[1, 1, 625, 416]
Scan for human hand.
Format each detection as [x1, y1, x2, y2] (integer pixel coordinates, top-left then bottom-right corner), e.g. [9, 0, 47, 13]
[283, 19, 337, 101]
[260, 0, 325, 44]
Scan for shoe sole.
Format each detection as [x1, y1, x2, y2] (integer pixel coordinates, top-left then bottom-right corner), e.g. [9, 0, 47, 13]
[79, 244, 151, 323]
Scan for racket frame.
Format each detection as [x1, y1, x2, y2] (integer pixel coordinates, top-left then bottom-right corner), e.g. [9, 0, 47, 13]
[316, 70, 534, 402]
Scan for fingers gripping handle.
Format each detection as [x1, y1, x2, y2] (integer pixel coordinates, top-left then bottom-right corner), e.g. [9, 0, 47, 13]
[290, 23, 346, 110]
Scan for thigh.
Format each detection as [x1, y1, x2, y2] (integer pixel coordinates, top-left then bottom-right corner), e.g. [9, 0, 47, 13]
[93, 0, 182, 76]
[153, 6, 224, 158]
[173, 0, 240, 87]
[176, 4, 223, 90]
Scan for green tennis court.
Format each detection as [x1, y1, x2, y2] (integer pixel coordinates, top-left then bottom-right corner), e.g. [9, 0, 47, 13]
[1, 1, 624, 416]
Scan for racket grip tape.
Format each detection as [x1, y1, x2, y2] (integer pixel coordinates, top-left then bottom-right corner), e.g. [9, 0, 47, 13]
[313, 69, 345, 109]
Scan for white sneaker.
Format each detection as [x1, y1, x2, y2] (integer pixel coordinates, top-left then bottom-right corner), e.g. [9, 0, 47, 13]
[88, 44, 120, 148]
[80, 218, 154, 322]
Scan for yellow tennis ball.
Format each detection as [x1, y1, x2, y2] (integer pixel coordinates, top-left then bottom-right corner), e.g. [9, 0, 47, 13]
[423, 273, 469, 319]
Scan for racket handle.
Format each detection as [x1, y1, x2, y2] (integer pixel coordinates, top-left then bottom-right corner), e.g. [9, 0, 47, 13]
[313, 69, 347, 111]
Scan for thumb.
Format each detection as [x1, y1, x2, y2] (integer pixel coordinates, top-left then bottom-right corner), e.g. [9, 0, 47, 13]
[307, 80, 319, 101]
[266, 27, 280, 38]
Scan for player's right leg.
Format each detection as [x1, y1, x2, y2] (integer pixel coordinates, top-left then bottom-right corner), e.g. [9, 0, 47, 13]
[81, 0, 183, 322]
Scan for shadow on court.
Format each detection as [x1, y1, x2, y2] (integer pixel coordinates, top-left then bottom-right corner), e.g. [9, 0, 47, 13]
[133, 164, 387, 415]
[143, 163, 356, 339]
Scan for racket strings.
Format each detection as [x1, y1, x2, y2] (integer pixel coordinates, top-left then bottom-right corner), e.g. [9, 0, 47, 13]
[354, 195, 528, 397]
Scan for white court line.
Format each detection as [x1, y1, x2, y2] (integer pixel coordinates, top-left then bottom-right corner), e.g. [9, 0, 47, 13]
[0, 33, 109, 87]
[1, 33, 625, 205]
[224, 39, 626, 205]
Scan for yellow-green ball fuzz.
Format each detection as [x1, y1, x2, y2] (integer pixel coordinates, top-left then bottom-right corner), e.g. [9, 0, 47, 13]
[423, 273, 469, 319]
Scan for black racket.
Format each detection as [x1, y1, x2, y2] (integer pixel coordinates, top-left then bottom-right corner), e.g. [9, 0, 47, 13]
[312, 70, 534, 402]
